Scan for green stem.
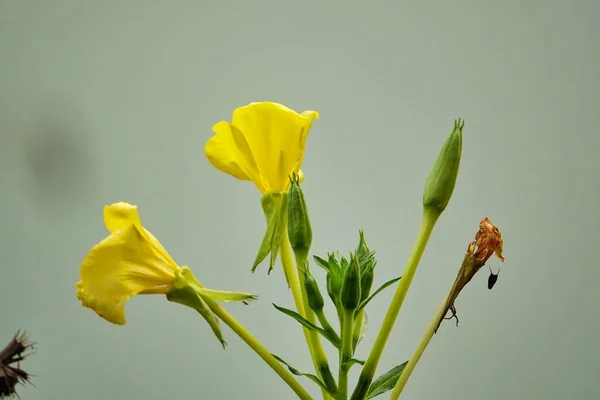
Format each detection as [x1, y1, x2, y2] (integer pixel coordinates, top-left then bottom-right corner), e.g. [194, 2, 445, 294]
[350, 209, 440, 400]
[315, 309, 341, 345]
[388, 293, 450, 399]
[337, 308, 355, 400]
[205, 298, 313, 400]
[281, 235, 334, 400]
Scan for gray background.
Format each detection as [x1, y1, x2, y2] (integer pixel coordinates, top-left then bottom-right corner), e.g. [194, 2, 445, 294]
[1, 1, 599, 399]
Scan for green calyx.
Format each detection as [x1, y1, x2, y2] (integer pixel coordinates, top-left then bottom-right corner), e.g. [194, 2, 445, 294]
[340, 254, 361, 310]
[252, 191, 289, 274]
[166, 266, 258, 348]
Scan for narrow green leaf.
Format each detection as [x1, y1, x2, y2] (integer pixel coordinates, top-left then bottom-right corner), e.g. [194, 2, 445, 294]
[342, 357, 366, 371]
[313, 255, 330, 271]
[272, 354, 333, 393]
[273, 303, 341, 348]
[356, 276, 401, 313]
[365, 362, 408, 399]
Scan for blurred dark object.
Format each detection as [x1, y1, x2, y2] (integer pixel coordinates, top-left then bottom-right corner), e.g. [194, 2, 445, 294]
[0, 331, 34, 398]
[25, 119, 89, 192]
[23, 114, 93, 214]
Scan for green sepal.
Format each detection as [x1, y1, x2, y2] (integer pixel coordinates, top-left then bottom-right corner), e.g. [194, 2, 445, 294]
[355, 230, 376, 302]
[313, 255, 330, 271]
[365, 362, 408, 399]
[165, 267, 258, 349]
[356, 276, 401, 314]
[166, 269, 226, 348]
[313, 253, 347, 320]
[252, 192, 288, 274]
[194, 287, 258, 303]
[272, 354, 337, 395]
[340, 254, 361, 310]
[273, 303, 341, 348]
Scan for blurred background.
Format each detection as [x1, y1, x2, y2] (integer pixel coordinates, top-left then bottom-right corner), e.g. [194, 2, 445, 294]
[1, 1, 599, 399]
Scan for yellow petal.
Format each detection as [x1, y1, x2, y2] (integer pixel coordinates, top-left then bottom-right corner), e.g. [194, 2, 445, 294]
[104, 202, 142, 233]
[205, 121, 266, 192]
[103, 202, 177, 267]
[76, 223, 179, 325]
[205, 101, 319, 194]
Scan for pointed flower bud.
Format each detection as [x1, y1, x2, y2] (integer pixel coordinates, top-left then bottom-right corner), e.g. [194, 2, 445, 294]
[340, 254, 361, 310]
[320, 254, 344, 310]
[302, 265, 325, 312]
[423, 119, 464, 214]
[287, 173, 312, 259]
[355, 230, 376, 302]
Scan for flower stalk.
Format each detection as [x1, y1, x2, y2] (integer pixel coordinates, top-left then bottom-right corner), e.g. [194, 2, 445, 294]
[390, 217, 505, 398]
[281, 236, 335, 399]
[205, 298, 313, 400]
[351, 119, 463, 400]
[350, 209, 439, 400]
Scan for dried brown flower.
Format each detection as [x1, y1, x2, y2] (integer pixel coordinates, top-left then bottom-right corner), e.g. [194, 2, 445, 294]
[0, 331, 34, 399]
[435, 217, 505, 332]
[470, 217, 504, 263]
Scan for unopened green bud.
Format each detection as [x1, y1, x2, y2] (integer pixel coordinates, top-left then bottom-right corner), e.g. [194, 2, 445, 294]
[355, 230, 370, 259]
[326, 273, 342, 310]
[355, 231, 376, 301]
[360, 267, 374, 302]
[302, 265, 325, 311]
[423, 118, 464, 213]
[340, 254, 361, 310]
[287, 173, 312, 258]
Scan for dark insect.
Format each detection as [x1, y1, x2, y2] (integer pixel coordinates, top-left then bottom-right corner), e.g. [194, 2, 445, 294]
[487, 266, 501, 290]
[0, 331, 35, 399]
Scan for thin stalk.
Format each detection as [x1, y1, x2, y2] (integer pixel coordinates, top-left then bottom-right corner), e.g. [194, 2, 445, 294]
[388, 293, 450, 399]
[205, 298, 312, 400]
[315, 309, 341, 345]
[351, 209, 440, 400]
[337, 308, 355, 400]
[281, 235, 334, 400]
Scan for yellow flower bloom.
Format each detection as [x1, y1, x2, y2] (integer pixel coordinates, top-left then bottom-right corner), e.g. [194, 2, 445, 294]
[75, 202, 180, 325]
[205, 101, 319, 194]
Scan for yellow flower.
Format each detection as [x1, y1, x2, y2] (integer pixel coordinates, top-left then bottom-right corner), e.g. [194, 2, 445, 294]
[76, 202, 180, 325]
[205, 101, 319, 194]
[76, 202, 257, 326]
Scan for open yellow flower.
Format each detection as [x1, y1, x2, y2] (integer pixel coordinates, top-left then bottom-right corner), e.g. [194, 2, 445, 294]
[76, 202, 256, 328]
[205, 101, 319, 194]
